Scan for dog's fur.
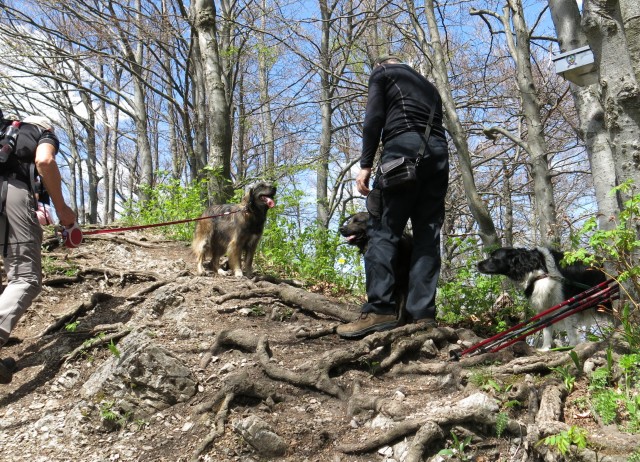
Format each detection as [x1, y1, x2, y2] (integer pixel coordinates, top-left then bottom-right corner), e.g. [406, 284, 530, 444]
[192, 182, 276, 277]
[339, 212, 412, 321]
[477, 247, 609, 350]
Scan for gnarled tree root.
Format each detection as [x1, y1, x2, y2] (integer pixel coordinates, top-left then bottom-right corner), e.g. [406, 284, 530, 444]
[191, 371, 281, 462]
[338, 392, 524, 459]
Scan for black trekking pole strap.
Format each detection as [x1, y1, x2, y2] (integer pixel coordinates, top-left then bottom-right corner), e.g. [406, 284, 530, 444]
[454, 279, 618, 358]
[468, 282, 619, 356]
[488, 288, 620, 354]
[562, 277, 596, 291]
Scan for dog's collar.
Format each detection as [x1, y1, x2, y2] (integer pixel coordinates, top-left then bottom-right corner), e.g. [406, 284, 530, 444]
[524, 273, 549, 298]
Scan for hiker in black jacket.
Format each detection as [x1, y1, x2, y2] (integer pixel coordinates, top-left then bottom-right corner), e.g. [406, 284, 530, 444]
[337, 55, 449, 338]
[0, 112, 76, 383]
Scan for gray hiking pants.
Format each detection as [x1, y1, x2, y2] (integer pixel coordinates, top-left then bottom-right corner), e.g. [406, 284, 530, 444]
[0, 178, 42, 346]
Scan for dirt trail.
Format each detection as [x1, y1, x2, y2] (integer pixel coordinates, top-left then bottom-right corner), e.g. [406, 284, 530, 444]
[0, 231, 636, 462]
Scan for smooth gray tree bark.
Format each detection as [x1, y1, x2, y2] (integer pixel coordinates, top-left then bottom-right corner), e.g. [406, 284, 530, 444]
[548, 0, 620, 230]
[410, 0, 500, 250]
[192, 0, 234, 203]
[582, 0, 640, 199]
[472, 0, 560, 246]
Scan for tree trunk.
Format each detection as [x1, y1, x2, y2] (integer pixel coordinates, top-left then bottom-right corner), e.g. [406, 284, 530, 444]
[583, 0, 640, 200]
[98, 67, 111, 225]
[192, 0, 234, 203]
[316, 0, 332, 229]
[415, 0, 501, 250]
[189, 36, 209, 183]
[260, 0, 275, 178]
[79, 90, 99, 224]
[619, 0, 640, 85]
[502, 160, 514, 247]
[506, 0, 559, 246]
[237, 71, 247, 183]
[108, 85, 121, 224]
[548, 0, 620, 230]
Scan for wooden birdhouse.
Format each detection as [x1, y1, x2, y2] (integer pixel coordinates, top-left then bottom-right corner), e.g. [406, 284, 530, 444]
[552, 45, 598, 86]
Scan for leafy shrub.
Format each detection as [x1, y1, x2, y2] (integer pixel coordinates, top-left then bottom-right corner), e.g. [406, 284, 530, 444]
[591, 389, 619, 425]
[566, 180, 640, 350]
[254, 190, 364, 295]
[438, 237, 527, 333]
[538, 426, 588, 456]
[589, 353, 640, 432]
[122, 172, 209, 241]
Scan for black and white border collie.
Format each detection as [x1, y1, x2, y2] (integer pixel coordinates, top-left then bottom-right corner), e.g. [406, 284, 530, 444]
[477, 247, 608, 350]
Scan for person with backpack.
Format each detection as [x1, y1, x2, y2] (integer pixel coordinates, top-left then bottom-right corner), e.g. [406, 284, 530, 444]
[336, 55, 449, 338]
[0, 110, 76, 384]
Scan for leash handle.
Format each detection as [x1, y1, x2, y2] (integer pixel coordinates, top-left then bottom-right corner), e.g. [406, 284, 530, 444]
[58, 222, 83, 248]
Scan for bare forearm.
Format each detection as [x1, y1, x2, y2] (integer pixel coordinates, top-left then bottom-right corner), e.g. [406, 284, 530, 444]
[35, 143, 76, 227]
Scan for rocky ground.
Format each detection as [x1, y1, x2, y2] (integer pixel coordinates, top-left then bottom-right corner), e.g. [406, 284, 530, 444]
[0, 230, 638, 462]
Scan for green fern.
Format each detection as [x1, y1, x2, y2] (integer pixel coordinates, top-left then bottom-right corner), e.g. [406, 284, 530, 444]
[495, 412, 509, 437]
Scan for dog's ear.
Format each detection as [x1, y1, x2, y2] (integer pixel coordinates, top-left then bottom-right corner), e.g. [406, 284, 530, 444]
[241, 184, 255, 205]
[341, 213, 355, 226]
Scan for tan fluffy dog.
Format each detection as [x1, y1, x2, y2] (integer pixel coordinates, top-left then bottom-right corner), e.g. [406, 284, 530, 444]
[192, 182, 276, 277]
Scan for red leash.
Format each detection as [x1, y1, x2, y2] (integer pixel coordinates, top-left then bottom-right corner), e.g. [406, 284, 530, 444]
[57, 209, 245, 247]
[81, 209, 245, 236]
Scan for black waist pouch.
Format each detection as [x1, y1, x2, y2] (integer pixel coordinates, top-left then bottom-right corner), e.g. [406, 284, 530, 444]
[378, 157, 417, 191]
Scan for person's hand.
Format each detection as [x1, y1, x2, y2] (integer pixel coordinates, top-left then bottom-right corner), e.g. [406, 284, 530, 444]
[56, 204, 76, 228]
[356, 167, 372, 196]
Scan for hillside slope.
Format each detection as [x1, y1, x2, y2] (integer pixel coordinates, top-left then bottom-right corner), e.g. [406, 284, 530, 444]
[0, 231, 637, 462]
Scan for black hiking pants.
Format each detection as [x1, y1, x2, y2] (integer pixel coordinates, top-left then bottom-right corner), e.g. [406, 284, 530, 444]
[362, 131, 449, 321]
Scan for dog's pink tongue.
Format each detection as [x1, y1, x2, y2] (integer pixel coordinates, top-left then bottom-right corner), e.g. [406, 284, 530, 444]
[263, 197, 276, 208]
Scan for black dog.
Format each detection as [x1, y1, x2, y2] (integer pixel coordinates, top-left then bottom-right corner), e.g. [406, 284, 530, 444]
[477, 247, 609, 350]
[339, 212, 413, 322]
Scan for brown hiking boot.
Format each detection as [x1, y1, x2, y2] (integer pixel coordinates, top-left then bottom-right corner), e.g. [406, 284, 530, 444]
[336, 312, 397, 338]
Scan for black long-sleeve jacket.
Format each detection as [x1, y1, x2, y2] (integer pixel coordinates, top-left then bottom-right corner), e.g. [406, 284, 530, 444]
[360, 63, 445, 168]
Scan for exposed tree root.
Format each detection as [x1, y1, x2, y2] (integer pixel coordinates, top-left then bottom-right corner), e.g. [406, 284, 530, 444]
[199, 329, 261, 369]
[190, 392, 233, 462]
[83, 234, 161, 248]
[44, 267, 160, 287]
[405, 421, 445, 462]
[211, 288, 278, 305]
[37, 292, 114, 337]
[536, 380, 566, 423]
[63, 328, 132, 363]
[483, 341, 604, 376]
[256, 334, 347, 398]
[346, 381, 407, 418]
[253, 324, 454, 400]
[338, 418, 424, 453]
[380, 333, 431, 370]
[338, 393, 524, 457]
[295, 326, 337, 339]
[126, 280, 173, 299]
[255, 280, 358, 322]
[192, 371, 282, 462]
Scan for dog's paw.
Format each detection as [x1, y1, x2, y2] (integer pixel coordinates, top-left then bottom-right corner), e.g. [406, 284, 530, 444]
[233, 270, 244, 278]
[217, 268, 230, 276]
[537, 345, 552, 352]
